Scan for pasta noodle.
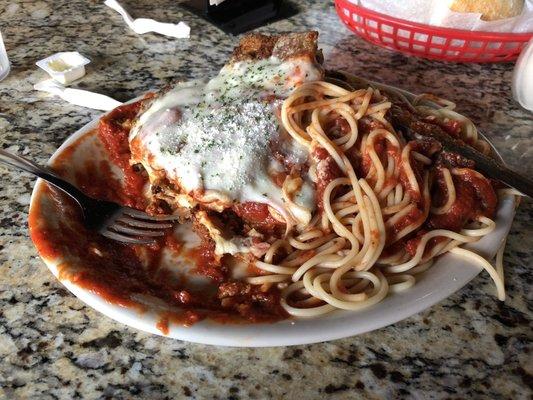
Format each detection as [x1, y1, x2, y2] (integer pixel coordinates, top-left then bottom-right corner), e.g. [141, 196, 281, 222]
[242, 80, 512, 317]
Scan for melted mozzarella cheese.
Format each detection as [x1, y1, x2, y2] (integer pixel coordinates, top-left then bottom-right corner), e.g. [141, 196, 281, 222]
[130, 56, 323, 224]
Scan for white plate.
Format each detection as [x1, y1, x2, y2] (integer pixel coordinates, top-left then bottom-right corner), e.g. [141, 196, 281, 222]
[29, 101, 516, 347]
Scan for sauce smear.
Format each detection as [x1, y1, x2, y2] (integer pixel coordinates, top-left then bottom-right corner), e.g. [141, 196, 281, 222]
[29, 100, 288, 333]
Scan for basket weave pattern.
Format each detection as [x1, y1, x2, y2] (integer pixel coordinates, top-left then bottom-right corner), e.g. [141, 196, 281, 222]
[335, 0, 533, 62]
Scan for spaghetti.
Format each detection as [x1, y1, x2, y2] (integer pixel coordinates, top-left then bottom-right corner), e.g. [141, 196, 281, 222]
[240, 79, 512, 317]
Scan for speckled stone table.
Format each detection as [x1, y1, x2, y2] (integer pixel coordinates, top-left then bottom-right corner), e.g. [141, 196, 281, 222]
[0, 1, 531, 399]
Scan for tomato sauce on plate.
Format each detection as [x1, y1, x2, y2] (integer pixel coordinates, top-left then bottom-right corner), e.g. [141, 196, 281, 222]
[29, 100, 287, 333]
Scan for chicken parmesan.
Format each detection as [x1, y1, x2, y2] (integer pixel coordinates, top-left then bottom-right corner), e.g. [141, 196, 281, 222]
[129, 32, 324, 257]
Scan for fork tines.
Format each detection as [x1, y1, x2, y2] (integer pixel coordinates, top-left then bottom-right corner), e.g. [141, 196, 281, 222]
[100, 207, 180, 244]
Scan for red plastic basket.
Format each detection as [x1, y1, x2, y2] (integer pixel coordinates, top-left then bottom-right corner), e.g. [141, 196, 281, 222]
[335, 0, 533, 63]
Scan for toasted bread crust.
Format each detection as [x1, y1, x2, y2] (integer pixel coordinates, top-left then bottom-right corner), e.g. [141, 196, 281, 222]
[230, 31, 320, 63]
[449, 0, 523, 21]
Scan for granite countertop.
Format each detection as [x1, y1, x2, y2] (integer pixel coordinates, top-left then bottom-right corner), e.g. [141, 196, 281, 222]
[0, 1, 531, 399]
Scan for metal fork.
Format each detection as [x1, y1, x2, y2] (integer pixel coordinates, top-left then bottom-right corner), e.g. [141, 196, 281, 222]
[0, 149, 178, 244]
[327, 70, 533, 198]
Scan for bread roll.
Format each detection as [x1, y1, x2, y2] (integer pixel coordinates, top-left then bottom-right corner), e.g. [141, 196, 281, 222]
[448, 0, 524, 21]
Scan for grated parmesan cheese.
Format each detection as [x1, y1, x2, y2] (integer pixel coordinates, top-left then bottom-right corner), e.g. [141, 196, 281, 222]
[130, 56, 323, 222]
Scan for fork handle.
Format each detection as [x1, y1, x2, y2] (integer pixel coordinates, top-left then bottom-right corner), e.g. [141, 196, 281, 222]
[439, 139, 533, 198]
[0, 149, 93, 206]
[401, 124, 533, 198]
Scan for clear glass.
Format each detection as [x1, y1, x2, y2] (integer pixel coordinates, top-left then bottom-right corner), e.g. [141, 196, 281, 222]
[0, 31, 10, 81]
[512, 38, 533, 112]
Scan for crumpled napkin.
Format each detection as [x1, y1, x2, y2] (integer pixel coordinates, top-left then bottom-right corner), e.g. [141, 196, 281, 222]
[104, 0, 190, 38]
[34, 79, 123, 111]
